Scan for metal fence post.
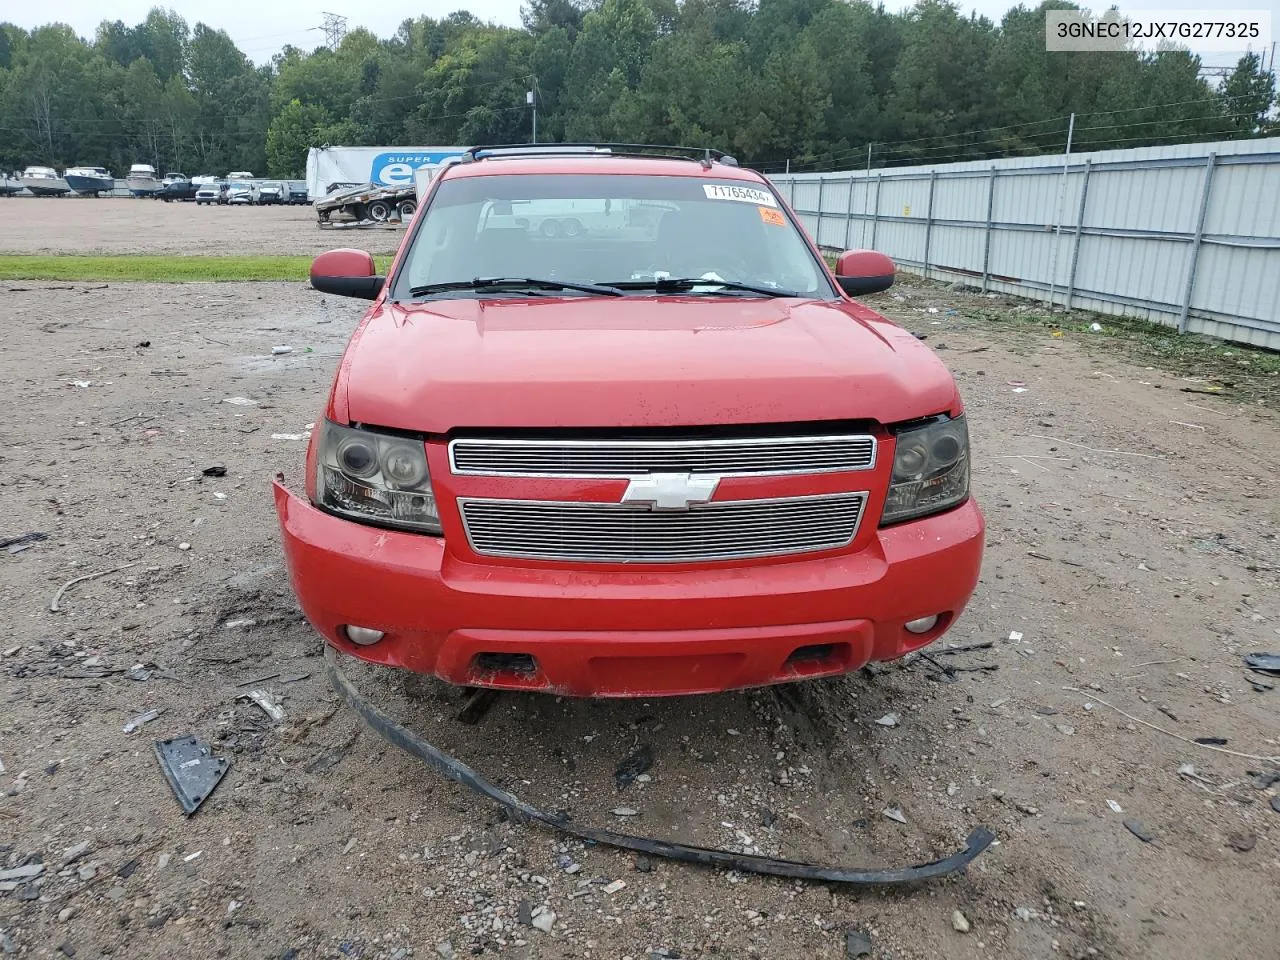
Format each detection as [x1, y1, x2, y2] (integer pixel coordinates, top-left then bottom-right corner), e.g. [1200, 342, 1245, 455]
[817, 176, 828, 246]
[870, 174, 882, 249]
[843, 174, 856, 249]
[1178, 152, 1217, 334]
[981, 167, 996, 294]
[1065, 160, 1093, 310]
[923, 169, 937, 279]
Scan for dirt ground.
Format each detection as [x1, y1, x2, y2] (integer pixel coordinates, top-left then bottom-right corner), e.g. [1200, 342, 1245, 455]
[1, 208, 1278, 960]
[0, 198, 404, 256]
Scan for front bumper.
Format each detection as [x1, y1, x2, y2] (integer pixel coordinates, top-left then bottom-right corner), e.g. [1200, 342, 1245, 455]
[274, 482, 984, 697]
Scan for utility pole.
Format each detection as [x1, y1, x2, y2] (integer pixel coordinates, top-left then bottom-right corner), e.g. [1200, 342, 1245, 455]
[320, 12, 347, 51]
[525, 75, 541, 144]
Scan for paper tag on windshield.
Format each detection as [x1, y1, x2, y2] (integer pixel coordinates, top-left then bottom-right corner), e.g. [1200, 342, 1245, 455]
[703, 184, 777, 207]
[759, 207, 785, 226]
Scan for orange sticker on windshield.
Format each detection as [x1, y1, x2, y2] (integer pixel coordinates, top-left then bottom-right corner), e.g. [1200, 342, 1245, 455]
[759, 206, 785, 226]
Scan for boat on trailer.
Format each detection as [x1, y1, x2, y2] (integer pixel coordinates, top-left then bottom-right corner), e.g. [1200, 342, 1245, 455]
[20, 166, 70, 196]
[65, 166, 116, 196]
[127, 164, 160, 197]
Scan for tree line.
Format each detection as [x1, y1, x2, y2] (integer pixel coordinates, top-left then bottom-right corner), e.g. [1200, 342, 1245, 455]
[0, 0, 1274, 180]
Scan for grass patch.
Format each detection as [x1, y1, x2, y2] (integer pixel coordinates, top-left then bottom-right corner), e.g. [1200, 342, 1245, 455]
[0, 254, 394, 283]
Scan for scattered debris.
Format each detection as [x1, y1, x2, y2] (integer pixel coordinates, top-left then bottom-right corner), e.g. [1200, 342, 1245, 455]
[123, 709, 161, 734]
[1249, 771, 1280, 790]
[1, 532, 47, 553]
[202, 465, 227, 477]
[154, 735, 231, 816]
[1067, 691, 1280, 762]
[1089, 322, 1103, 332]
[615, 745, 654, 790]
[1194, 737, 1228, 746]
[221, 397, 256, 406]
[1025, 550, 1084, 567]
[1008, 631, 1024, 642]
[845, 929, 873, 957]
[271, 346, 293, 355]
[1106, 799, 1124, 814]
[1244, 652, 1280, 677]
[0, 864, 44, 882]
[612, 807, 639, 817]
[50, 561, 138, 612]
[1226, 831, 1256, 853]
[875, 713, 900, 728]
[530, 908, 556, 933]
[224, 619, 257, 631]
[952, 910, 971, 933]
[270, 433, 309, 441]
[603, 879, 627, 894]
[882, 807, 907, 824]
[1124, 819, 1156, 843]
[243, 690, 285, 722]
[1055, 724, 1075, 736]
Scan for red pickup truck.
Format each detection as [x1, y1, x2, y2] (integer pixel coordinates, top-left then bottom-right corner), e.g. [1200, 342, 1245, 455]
[274, 144, 983, 698]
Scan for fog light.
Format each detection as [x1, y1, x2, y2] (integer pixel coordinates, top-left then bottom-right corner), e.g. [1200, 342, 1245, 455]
[343, 625, 385, 645]
[904, 615, 939, 635]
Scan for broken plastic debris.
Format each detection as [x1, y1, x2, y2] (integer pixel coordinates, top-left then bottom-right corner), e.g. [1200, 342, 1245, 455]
[1008, 631, 1024, 642]
[271, 346, 293, 355]
[875, 713, 900, 727]
[154, 735, 231, 816]
[244, 690, 285, 722]
[1106, 799, 1124, 814]
[1244, 652, 1280, 677]
[221, 397, 256, 406]
[882, 807, 907, 824]
[270, 433, 309, 441]
[123, 709, 162, 733]
[603, 879, 627, 894]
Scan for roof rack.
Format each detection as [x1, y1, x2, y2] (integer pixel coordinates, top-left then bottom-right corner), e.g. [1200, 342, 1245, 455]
[461, 143, 739, 167]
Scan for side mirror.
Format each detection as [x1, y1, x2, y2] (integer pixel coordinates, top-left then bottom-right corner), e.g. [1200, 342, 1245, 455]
[310, 248, 384, 300]
[834, 249, 895, 296]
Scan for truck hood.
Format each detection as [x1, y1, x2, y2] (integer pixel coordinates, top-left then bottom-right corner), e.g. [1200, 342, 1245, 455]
[337, 297, 959, 432]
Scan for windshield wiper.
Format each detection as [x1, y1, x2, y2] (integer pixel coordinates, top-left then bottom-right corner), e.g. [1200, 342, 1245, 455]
[601, 277, 800, 298]
[408, 277, 624, 298]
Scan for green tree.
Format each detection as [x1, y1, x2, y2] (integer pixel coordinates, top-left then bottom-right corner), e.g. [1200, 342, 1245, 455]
[1218, 52, 1275, 135]
[265, 98, 328, 178]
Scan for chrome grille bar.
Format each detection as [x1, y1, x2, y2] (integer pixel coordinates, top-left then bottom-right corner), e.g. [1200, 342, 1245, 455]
[449, 434, 877, 477]
[458, 493, 867, 563]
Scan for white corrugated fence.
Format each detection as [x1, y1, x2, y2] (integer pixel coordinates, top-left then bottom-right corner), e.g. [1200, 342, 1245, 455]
[769, 137, 1280, 350]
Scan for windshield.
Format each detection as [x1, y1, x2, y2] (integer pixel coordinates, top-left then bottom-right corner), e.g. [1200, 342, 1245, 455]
[392, 174, 833, 300]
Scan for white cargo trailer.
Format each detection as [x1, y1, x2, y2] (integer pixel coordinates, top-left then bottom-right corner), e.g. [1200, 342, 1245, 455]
[305, 146, 465, 201]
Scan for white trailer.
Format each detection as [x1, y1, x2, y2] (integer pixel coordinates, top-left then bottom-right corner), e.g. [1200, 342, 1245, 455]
[305, 146, 465, 201]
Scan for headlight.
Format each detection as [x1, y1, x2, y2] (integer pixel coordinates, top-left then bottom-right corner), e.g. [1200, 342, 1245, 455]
[880, 415, 970, 525]
[314, 420, 442, 534]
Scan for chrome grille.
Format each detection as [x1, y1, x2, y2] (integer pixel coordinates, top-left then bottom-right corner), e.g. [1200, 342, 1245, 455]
[458, 493, 867, 563]
[449, 434, 877, 477]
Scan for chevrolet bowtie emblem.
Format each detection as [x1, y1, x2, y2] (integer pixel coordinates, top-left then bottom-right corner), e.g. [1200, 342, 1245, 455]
[620, 472, 720, 511]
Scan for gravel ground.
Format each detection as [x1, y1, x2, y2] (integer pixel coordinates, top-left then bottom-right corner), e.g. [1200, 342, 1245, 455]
[0, 198, 404, 256]
[0, 211, 1278, 960]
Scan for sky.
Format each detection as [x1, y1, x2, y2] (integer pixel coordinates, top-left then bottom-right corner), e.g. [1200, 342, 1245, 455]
[6, 0, 1276, 72]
